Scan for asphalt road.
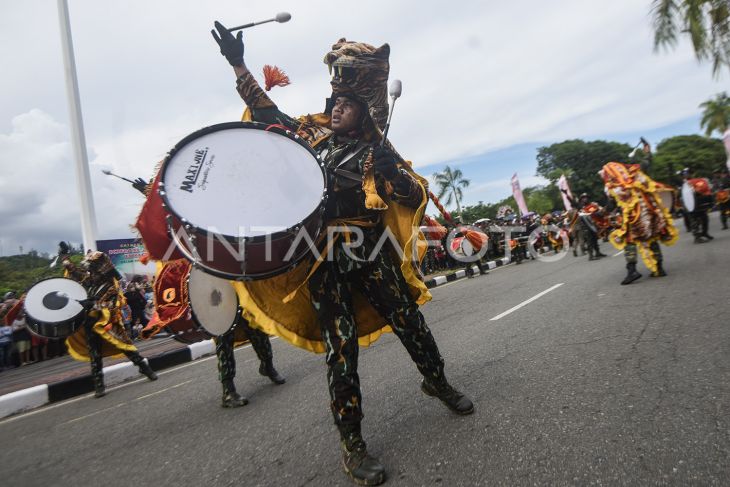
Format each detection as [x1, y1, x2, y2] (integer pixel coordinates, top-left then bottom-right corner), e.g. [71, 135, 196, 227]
[1, 227, 728, 486]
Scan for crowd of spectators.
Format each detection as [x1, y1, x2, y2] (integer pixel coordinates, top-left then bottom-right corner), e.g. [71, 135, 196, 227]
[0, 292, 60, 371]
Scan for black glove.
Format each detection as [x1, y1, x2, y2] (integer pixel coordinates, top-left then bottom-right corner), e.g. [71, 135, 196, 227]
[211, 21, 244, 67]
[132, 178, 147, 194]
[372, 146, 400, 180]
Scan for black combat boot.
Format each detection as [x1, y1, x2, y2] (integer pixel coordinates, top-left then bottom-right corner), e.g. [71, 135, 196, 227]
[421, 377, 474, 415]
[93, 376, 106, 398]
[221, 379, 248, 408]
[259, 359, 286, 385]
[339, 425, 386, 486]
[138, 360, 158, 381]
[621, 262, 642, 285]
[651, 262, 667, 277]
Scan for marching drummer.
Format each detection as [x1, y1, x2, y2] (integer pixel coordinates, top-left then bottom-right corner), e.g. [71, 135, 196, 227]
[212, 23, 473, 485]
[58, 242, 158, 397]
[681, 168, 715, 243]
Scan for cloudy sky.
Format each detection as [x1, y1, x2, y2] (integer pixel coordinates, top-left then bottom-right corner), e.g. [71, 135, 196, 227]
[0, 0, 725, 255]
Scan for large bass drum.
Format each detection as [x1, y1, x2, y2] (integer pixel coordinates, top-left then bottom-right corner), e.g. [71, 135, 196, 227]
[159, 122, 327, 281]
[187, 266, 240, 337]
[683, 178, 713, 212]
[24, 277, 87, 338]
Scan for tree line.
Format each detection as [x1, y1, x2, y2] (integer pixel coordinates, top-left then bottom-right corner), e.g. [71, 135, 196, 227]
[433, 133, 728, 224]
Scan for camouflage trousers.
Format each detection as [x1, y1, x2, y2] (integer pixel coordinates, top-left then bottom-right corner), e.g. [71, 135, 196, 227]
[308, 245, 445, 428]
[214, 318, 274, 386]
[84, 318, 144, 386]
[624, 241, 662, 264]
[719, 203, 730, 228]
[690, 210, 710, 237]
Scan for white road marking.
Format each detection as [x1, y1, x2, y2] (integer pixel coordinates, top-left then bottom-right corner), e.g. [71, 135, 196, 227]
[132, 379, 193, 401]
[59, 402, 128, 426]
[489, 283, 565, 321]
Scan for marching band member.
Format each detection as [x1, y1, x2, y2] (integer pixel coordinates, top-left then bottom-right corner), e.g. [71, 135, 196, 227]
[682, 168, 715, 243]
[211, 23, 473, 485]
[58, 242, 157, 397]
[599, 163, 678, 285]
[561, 191, 607, 260]
[133, 177, 287, 409]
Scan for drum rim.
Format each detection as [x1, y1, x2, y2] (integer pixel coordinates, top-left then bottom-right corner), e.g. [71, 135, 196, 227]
[186, 270, 240, 338]
[23, 276, 88, 338]
[158, 121, 328, 245]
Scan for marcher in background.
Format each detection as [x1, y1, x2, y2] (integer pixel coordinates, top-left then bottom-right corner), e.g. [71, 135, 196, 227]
[600, 162, 678, 285]
[679, 168, 714, 242]
[562, 191, 607, 261]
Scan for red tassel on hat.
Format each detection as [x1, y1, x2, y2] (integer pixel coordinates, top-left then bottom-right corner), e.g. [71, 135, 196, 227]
[263, 65, 290, 91]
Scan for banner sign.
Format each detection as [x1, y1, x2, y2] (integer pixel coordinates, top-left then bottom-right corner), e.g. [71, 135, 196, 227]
[96, 238, 155, 281]
[511, 173, 529, 216]
[558, 174, 574, 210]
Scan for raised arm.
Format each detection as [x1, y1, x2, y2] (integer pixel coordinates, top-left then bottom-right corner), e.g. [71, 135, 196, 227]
[211, 21, 298, 129]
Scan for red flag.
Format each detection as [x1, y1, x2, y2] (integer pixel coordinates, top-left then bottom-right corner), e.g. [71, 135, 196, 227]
[134, 173, 184, 261]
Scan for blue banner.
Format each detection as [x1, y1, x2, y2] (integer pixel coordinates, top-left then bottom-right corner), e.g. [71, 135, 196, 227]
[96, 238, 156, 281]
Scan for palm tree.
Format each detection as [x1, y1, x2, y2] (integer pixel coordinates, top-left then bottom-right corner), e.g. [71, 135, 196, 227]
[433, 166, 470, 217]
[651, 0, 730, 77]
[699, 91, 730, 135]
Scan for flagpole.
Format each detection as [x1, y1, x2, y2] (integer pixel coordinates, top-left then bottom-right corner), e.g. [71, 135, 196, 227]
[57, 0, 98, 252]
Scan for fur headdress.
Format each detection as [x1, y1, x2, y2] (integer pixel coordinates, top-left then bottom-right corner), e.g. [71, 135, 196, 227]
[323, 38, 390, 131]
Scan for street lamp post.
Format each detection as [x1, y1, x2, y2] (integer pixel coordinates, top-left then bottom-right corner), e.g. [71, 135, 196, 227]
[57, 0, 98, 252]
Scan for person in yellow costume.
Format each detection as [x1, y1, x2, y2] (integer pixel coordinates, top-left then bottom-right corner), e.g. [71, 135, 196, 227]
[212, 22, 474, 486]
[600, 158, 678, 285]
[59, 242, 158, 397]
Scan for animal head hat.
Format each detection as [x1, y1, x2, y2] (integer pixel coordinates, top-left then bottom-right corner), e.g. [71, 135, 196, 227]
[323, 38, 390, 131]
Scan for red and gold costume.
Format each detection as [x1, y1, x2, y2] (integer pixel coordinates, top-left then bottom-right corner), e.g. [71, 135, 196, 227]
[601, 162, 678, 274]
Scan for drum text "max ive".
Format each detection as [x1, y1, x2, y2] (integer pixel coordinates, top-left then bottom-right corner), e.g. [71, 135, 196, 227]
[180, 147, 209, 193]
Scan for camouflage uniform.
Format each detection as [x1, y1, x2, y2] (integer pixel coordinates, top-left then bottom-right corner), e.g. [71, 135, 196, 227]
[623, 241, 663, 267]
[309, 237, 445, 426]
[305, 134, 446, 428]
[214, 318, 275, 390]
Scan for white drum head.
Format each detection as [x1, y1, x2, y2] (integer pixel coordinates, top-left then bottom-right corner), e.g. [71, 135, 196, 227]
[24, 278, 86, 323]
[460, 238, 475, 257]
[163, 126, 324, 237]
[188, 267, 239, 336]
[681, 183, 695, 212]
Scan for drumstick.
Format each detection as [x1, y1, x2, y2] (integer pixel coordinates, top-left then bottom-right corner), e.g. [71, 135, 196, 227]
[101, 169, 135, 185]
[380, 79, 402, 149]
[227, 12, 291, 31]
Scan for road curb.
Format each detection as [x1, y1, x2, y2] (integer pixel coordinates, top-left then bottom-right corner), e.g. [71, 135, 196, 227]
[0, 339, 217, 419]
[425, 256, 515, 289]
